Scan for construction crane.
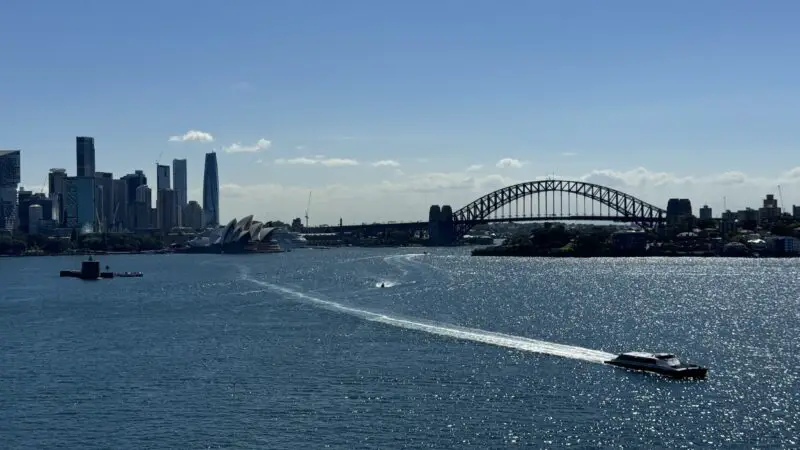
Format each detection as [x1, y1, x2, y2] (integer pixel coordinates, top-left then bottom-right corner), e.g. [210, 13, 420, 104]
[777, 185, 785, 210]
[304, 191, 312, 228]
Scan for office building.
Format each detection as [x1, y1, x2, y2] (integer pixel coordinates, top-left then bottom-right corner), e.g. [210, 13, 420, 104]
[63, 176, 95, 230]
[48, 168, 67, 223]
[156, 164, 170, 191]
[95, 172, 113, 232]
[28, 204, 43, 235]
[202, 152, 219, 227]
[112, 179, 128, 230]
[157, 188, 177, 232]
[758, 194, 781, 222]
[121, 170, 147, 229]
[76, 136, 96, 177]
[183, 200, 203, 230]
[134, 184, 152, 230]
[0, 150, 21, 231]
[17, 190, 52, 233]
[172, 158, 187, 209]
[699, 205, 712, 221]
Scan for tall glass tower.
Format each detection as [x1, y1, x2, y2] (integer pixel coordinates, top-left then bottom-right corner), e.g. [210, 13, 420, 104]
[76, 136, 95, 177]
[202, 152, 219, 227]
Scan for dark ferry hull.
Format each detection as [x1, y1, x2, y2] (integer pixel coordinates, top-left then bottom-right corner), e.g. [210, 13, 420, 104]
[605, 360, 708, 379]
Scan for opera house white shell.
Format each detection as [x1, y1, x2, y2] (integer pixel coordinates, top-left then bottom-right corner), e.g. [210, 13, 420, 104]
[186, 215, 282, 250]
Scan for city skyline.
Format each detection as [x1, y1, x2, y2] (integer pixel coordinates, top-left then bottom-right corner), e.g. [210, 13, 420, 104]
[2, 2, 800, 224]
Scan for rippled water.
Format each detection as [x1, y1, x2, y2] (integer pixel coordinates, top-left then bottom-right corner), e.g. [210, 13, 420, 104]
[1, 250, 798, 448]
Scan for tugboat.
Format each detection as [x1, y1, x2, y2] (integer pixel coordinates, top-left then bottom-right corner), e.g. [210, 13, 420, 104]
[605, 352, 708, 379]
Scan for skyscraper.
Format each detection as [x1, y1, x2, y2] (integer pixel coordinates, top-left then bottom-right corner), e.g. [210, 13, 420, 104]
[172, 158, 187, 227]
[202, 152, 219, 227]
[156, 164, 170, 191]
[76, 137, 96, 177]
[48, 168, 67, 224]
[121, 170, 147, 230]
[95, 172, 113, 232]
[0, 150, 21, 231]
[157, 188, 177, 232]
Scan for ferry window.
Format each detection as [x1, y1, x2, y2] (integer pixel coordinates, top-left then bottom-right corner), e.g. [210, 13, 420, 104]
[665, 358, 681, 367]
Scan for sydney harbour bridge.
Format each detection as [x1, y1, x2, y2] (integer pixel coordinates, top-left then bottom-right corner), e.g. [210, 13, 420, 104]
[307, 180, 667, 245]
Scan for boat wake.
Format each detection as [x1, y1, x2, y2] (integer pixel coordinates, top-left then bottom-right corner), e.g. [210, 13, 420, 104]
[242, 272, 614, 364]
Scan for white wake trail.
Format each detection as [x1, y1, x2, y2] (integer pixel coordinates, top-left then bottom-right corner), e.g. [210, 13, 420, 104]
[245, 275, 615, 364]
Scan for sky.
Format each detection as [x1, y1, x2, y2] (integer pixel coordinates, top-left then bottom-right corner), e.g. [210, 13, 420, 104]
[2, 0, 800, 225]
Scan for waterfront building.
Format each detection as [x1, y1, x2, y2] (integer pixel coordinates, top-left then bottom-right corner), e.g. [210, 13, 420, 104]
[0, 150, 21, 231]
[183, 200, 203, 230]
[17, 190, 52, 233]
[157, 188, 177, 232]
[111, 178, 128, 230]
[48, 168, 67, 223]
[28, 204, 43, 235]
[794, 205, 800, 220]
[121, 170, 147, 229]
[76, 136, 95, 177]
[173, 159, 187, 225]
[95, 172, 113, 232]
[134, 184, 152, 229]
[202, 152, 219, 227]
[63, 176, 96, 230]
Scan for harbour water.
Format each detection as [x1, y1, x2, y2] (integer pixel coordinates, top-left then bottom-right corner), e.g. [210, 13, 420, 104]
[1, 249, 798, 448]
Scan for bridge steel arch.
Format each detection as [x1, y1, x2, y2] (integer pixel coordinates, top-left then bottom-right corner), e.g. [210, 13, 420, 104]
[450, 179, 666, 237]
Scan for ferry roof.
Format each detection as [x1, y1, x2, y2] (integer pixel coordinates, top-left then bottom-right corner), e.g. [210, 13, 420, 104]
[620, 352, 676, 359]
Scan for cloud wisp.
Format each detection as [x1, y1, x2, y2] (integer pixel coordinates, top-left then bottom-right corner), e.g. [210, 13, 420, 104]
[275, 155, 359, 167]
[168, 130, 214, 142]
[223, 138, 271, 153]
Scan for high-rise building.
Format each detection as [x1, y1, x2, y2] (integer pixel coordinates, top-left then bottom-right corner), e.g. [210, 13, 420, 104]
[134, 184, 152, 230]
[63, 176, 95, 230]
[17, 192, 52, 234]
[699, 205, 712, 221]
[157, 188, 177, 232]
[28, 204, 43, 235]
[76, 137, 96, 177]
[202, 152, 219, 227]
[121, 170, 147, 229]
[95, 172, 113, 232]
[48, 168, 67, 224]
[112, 179, 128, 230]
[0, 150, 21, 232]
[172, 158, 187, 227]
[156, 164, 170, 191]
[183, 200, 203, 230]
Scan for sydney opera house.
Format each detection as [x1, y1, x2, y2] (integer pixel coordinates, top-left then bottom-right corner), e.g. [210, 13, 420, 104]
[181, 215, 289, 253]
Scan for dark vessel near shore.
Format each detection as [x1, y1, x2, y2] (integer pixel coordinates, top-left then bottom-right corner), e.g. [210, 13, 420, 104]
[60, 257, 142, 280]
[605, 352, 708, 379]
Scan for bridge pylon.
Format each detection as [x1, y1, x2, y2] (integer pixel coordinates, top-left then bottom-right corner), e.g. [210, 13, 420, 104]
[427, 204, 456, 246]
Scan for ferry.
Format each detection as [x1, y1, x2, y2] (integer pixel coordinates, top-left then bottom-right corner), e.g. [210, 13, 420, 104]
[605, 352, 708, 379]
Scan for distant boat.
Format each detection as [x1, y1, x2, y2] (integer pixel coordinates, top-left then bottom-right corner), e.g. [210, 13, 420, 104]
[605, 352, 708, 379]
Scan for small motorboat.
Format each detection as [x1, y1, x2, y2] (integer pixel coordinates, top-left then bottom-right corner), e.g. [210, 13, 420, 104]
[605, 352, 708, 379]
[115, 272, 144, 278]
[380, 282, 385, 288]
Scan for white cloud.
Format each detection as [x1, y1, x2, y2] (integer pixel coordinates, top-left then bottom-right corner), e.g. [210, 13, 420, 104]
[223, 138, 271, 153]
[496, 158, 523, 169]
[168, 130, 214, 142]
[205, 165, 800, 226]
[466, 164, 483, 172]
[274, 155, 359, 166]
[372, 160, 400, 167]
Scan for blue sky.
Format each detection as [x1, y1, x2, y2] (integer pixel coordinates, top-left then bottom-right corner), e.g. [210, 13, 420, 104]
[2, 1, 799, 223]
